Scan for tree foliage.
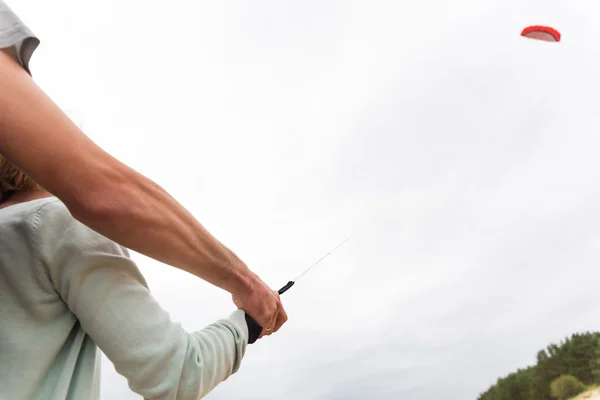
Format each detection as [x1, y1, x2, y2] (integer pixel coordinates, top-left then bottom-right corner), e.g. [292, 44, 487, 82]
[477, 332, 600, 400]
[549, 375, 586, 400]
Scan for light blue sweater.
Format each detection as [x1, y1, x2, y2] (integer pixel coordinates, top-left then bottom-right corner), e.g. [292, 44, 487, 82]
[0, 197, 249, 399]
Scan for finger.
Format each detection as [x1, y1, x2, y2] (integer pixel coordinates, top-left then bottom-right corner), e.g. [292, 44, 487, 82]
[259, 324, 272, 339]
[259, 324, 268, 339]
[258, 312, 277, 339]
[258, 317, 271, 339]
[271, 291, 287, 333]
[265, 291, 282, 334]
[263, 308, 279, 337]
[257, 289, 281, 339]
[272, 304, 288, 333]
[263, 316, 277, 337]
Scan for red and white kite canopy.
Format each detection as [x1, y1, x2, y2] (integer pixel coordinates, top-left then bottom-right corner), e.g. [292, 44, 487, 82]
[521, 26, 561, 42]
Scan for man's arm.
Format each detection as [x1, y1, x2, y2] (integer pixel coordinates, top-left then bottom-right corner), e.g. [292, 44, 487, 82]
[0, 48, 286, 334]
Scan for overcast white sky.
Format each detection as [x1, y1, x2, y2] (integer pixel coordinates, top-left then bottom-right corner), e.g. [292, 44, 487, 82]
[11, 0, 600, 398]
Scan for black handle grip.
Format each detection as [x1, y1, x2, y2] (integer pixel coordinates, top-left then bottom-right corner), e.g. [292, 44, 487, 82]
[245, 281, 295, 344]
[277, 280, 295, 295]
[245, 313, 263, 344]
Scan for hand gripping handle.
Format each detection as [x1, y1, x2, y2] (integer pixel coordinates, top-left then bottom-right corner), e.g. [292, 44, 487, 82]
[245, 281, 295, 344]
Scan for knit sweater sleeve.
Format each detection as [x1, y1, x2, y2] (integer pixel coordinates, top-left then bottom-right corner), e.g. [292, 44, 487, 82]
[31, 200, 248, 400]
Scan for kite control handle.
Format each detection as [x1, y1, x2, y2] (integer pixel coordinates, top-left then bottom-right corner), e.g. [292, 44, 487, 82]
[245, 281, 295, 344]
[278, 280, 295, 294]
[245, 315, 262, 345]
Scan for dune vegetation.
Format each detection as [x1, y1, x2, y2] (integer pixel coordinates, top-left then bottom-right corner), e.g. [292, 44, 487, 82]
[477, 332, 600, 400]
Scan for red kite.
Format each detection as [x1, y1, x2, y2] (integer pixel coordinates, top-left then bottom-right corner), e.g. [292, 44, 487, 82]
[521, 26, 561, 42]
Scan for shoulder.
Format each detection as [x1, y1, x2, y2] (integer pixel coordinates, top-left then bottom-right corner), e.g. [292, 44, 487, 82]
[0, 0, 39, 74]
[29, 197, 79, 236]
[29, 197, 71, 226]
[26, 198, 153, 301]
[30, 197, 131, 260]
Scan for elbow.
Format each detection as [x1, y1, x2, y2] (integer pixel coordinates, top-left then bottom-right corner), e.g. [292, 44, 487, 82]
[172, 322, 248, 400]
[128, 332, 244, 400]
[61, 169, 140, 229]
[62, 193, 105, 225]
[112, 318, 247, 400]
[61, 187, 117, 228]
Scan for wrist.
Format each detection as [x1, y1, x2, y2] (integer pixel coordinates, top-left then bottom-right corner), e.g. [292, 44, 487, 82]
[223, 257, 259, 296]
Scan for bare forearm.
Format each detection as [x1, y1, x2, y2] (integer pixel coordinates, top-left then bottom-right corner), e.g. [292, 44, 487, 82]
[72, 164, 258, 294]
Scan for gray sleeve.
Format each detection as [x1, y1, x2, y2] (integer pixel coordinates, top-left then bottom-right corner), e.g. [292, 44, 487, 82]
[33, 200, 249, 400]
[0, 0, 39, 75]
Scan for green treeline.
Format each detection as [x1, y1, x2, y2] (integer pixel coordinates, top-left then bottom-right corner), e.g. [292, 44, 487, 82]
[477, 332, 600, 400]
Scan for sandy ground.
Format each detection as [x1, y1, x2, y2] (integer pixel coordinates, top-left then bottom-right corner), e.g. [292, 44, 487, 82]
[575, 389, 600, 400]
